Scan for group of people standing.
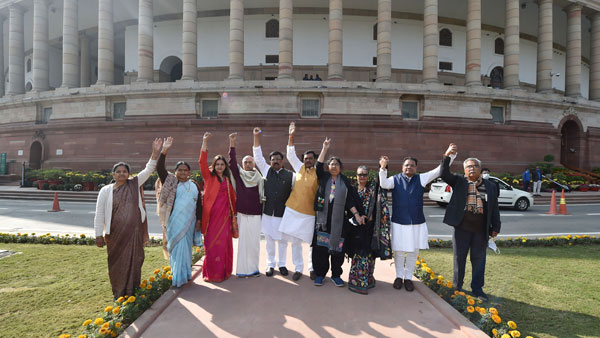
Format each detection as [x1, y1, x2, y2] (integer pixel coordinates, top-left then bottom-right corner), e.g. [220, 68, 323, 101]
[94, 125, 501, 301]
[522, 167, 543, 196]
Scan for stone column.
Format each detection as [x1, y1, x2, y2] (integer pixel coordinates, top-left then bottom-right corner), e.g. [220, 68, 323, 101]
[32, 0, 49, 92]
[422, 0, 438, 83]
[0, 17, 4, 96]
[536, 0, 553, 93]
[8, 5, 24, 95]
[61, 0, 79, 88]
[137, 0, 153, 82]
[465, 0, 481, 86]
[590, 13, 600, 100]
[80, 34, 90, 87]
[504, 0, 520, 89]
[97, 0, 114, 85]
[278, 0, 293, 79]
[376, 0, 392, 82]
[328, 0, 343, 80]
[181, 0, 198, 80]
[228, 0, 244, 80]
[565, 3, 582, 97]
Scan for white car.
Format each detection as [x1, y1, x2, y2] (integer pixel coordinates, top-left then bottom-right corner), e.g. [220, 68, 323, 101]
[428, 176, 534, 211]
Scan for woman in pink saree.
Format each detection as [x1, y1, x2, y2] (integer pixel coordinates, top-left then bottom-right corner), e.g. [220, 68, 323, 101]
[199, 132, 237, 282]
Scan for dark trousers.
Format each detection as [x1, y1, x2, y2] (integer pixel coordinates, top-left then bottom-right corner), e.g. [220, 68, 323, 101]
[452, 227, 487, 292]
[523, 180, 530, 192]
[312, 244, 344, 278]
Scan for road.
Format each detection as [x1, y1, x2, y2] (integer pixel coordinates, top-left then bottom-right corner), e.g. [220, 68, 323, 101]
[1, 199, 598, 238]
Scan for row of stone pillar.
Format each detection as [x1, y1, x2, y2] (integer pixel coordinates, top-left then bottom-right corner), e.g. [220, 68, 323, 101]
[0, 0, 598, 99]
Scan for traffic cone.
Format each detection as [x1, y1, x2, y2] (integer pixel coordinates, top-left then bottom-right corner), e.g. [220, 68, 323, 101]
[558, 189, 569, 215]
[547, 190, 557, 215]
[48, 192, 64, 212]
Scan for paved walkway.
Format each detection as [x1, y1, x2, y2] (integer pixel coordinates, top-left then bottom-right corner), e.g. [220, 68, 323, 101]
[128, 241, 487, 338]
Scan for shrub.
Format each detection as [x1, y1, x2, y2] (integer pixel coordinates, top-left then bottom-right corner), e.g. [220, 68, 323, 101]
[543, 154, 555, 162]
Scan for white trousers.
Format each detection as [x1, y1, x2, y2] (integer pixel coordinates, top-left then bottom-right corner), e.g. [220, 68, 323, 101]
[394, 250, 420, 279]
[266, 234, 288, 268]
[533, 181, 542, 195]
[236, 213, 261, 276]
[291, 237, 304, 272]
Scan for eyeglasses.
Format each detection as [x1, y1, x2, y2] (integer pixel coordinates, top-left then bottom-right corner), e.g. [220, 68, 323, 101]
[465, 165, 480, 169]
[357, 174, 368, 177]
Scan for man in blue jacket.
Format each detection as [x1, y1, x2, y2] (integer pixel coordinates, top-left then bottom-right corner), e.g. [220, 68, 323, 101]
[522, 168, 531, 192]
[440, 143, 501, 301]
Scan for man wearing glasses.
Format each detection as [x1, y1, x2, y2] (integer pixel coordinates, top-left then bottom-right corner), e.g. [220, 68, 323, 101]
[379, 145, 455, 292]
[253, 128, 294, 277]
[440, 143, 501, 301]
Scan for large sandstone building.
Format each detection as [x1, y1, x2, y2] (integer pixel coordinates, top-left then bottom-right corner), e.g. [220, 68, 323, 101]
[0, 0, 599, 173]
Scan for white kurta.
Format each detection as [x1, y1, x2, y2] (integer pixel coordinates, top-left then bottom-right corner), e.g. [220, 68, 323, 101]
[278, 145, 316, 243]
[379, 155, 456, 252]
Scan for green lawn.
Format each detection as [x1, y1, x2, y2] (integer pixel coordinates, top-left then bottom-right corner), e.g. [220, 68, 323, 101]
[1, 244, 598, 338]
[419, 245, 600, 338]
[0, 244, 166, 338]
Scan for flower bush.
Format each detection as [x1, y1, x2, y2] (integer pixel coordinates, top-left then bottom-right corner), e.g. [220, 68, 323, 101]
[427, 234, 600, 248]
[0, 233, 165, 246]
[415, 258, 530, 338]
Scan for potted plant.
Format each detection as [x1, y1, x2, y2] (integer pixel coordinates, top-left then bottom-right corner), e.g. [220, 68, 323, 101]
[578, 184, 590, 192]
[589, 184, 600, 192]
[83, 172, 95, 191]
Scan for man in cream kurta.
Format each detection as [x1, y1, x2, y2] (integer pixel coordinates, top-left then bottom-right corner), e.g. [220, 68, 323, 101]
[379, 147, 455, 291]
[279, 122, 320, 281]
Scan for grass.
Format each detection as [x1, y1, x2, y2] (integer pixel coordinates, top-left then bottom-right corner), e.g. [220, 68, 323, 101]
[419, 245, 600, 338]
[0, 244, 166, 338]
[1, 244, 598, 338]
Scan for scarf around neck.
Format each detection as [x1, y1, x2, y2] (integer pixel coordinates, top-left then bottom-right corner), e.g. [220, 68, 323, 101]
[316, 176, 348, 253]
[238, 165, 265, 202]
[466, 176, 484, 214]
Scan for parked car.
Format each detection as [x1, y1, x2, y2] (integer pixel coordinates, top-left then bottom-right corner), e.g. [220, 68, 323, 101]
[428, 176, 534, 211]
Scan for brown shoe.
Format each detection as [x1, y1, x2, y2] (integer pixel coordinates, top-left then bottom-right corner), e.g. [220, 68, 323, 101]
[404, 279, 415, 292]
[393, 278, 403, 290]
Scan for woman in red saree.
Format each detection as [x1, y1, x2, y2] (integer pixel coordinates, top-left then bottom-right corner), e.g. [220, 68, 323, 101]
[199, 132, 237, 282]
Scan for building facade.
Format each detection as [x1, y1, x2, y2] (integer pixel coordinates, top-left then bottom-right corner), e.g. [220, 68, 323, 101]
[0, 0, 599, 173]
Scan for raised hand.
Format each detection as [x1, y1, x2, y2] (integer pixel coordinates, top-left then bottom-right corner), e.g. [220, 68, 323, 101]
[151, 138, 163, 159]
[445, 143, 458, 157]
[253, 127, 261, 136]
[322, 137, 331, 150]
[379, 156, 389, 169]
[289, 122, 296, 136]
[162, 136, 174, 154]
[203, 132, 212, 141]
[229, 132, 237, 142]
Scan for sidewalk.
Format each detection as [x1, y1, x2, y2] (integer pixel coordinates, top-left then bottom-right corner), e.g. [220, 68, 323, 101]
[125, 241, 488, 338]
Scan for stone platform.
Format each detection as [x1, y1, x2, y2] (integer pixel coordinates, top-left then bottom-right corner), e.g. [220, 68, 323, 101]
[125, 240, 488, 338]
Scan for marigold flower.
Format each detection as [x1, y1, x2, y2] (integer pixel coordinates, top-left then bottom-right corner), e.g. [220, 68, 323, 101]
[477, 300, 482, 304]
[501, 335, 511, 338]
[99, 328, 107, 335]
[141, 295, 146, 299]
[116, 297, 124, 303]
[507, 321, 517, 329]
[492, 328, 498, 337]
[149, 276, 155, 283]
[492, 314, 502, 324]
[436, 279, 442, 285]
[153, 268, 161, 274]
[168, 275, 173, 281]
[77, 335, 87, 338]
[147, 284, 153, 290]
[450, 295, 456, 299]
[101, 323, 110, 329]
[140, 283, 146, 288]
[127, 296, 136, 303]
[415, 260, 421, 265]
[489, 307, 498, 315]
[437, 275, 444, 280]
[115, 322, 122, 329]
[510, 330, 521, 338]
[446, 281, 453, 288]
[164, 266, 171, 272]
[111, 332, 117, 338]
[94, 318, 104, 326]
[467, 298, 475, 305]
[161, 273, 167, 279]
[459, 291, 466, 296]
[454, 290, 459, 295]
[82, 319, 92, 327]
[104, 306, 113, 312]
[467, 306, 474, 313]
[478, 308, 487, 315]
[112, 306, 120, 315]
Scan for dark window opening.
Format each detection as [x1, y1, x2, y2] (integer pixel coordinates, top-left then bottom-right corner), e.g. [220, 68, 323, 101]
[439, 28, 452, 47]
[266, 19, 279, 38]
[439, 62, 453, 71]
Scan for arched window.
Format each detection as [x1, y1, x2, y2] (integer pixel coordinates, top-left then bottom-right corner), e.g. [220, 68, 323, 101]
[495, 38, 504, 55]
[439, 28, 452, 47]
[26, 59, 31, 73]
[373, 23, 378, 40]
[266, 19, 279, 38]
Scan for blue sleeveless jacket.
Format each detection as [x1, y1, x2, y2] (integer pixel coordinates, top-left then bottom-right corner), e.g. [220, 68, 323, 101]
[391, 174, 426, 225]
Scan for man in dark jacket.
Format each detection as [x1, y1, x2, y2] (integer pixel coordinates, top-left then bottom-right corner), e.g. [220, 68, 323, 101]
[440, 143, 501, 301]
